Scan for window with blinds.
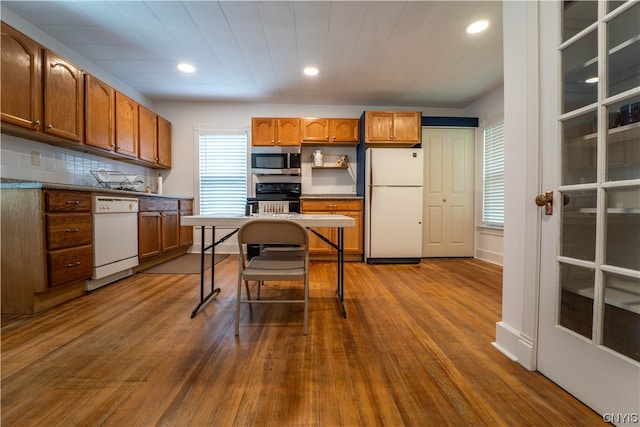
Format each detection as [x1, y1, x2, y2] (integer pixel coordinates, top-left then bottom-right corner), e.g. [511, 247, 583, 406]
[198, 133, 248, 216]
[482, 122, 505, 228]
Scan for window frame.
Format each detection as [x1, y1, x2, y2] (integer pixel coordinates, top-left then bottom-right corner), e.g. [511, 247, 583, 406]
[482, 120, 505, 229]
[195, 130, 250, 217]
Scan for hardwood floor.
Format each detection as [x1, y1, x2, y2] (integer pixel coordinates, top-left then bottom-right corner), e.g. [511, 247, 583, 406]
[1, 258, 604, 426]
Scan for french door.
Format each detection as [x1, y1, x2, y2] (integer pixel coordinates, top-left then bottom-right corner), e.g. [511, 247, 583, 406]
[537, 0, 640, 420]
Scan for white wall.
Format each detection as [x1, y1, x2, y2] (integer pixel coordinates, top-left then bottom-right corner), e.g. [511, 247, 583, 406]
[465, 86, 505, 266]
[154, 102, 462, 253]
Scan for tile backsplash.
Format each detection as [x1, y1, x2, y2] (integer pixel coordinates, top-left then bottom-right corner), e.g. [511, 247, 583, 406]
[1, 134, 160, 191]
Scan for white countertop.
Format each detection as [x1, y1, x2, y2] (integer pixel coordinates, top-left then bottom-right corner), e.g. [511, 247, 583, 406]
[182, 213, 355, 228]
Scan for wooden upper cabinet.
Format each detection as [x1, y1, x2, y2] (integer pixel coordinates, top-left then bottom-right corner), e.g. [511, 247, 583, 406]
[365, 111, 394, 142]
[1, 22, 43, 132]
[84, 75, 115, 151]
[301, 118, 329, 142]
[365, 111, 421, 145]
[302, 118, 359, 144]
[252, 118, 277, 146]
[43, 50, 83, 143]
[138, 105, 157, 163]
[114, 91, 138, 158]
[393, 112, 421, 143]
[252, 117, 300, 146]
[277, 118, 301, 145]
[157, 116, 171, 168]
[0, 23, 173, 169]
[330, 119, 359, 143]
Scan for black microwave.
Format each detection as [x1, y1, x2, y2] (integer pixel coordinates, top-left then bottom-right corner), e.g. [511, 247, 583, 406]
[251, 152, 301, 175]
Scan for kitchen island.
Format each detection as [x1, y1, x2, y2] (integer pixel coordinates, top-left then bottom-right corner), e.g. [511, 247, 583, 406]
[181, 213, 355, 319]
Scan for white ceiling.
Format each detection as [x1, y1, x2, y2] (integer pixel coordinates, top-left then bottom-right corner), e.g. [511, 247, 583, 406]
[2, 1, 504, 108]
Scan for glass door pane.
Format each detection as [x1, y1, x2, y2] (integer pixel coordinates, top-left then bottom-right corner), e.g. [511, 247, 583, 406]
[562, 111, 598, 185]
[607, 3, 640, 97]
[602, 272, 640, 361]
[562, 30, 598, 113]
[559, 263, 595, 339]
[606, 95, 640, 182]
[563, 0, 597, 41]
[560, 190, 597, 261]
[605, 186, 640, 271]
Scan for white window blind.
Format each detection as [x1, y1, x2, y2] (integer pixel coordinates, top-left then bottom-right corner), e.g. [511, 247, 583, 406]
[199, 133, 247, 216]
[482, 122, 505, 227]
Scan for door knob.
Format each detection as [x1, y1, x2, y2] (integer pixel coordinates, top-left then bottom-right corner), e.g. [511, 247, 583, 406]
[535, 191, 553, 215]
[535, 194, 549, 206]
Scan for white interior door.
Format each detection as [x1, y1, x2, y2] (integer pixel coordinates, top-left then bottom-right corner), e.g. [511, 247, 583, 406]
[422, 128, 474, 257]
[537, 1, 640, 420]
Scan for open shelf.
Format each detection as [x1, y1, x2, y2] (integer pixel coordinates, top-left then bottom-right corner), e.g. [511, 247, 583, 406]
[312, 165, 349, 169]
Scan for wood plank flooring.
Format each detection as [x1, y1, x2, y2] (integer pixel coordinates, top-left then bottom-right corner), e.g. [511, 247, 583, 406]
[1, 258, 605, 426]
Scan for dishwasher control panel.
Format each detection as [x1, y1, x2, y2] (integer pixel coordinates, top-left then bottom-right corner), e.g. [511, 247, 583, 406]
[93, 196, 139, 213]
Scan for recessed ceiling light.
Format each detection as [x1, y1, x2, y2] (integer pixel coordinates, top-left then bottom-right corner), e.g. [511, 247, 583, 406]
[585, 76, 599, 84]
[465, 20, 489, 34]
[177, 62, 196, 73]
[304, 67, 319, 76]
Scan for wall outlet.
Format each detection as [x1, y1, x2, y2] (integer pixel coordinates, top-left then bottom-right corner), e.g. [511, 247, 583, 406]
[30, 151, 42, 167]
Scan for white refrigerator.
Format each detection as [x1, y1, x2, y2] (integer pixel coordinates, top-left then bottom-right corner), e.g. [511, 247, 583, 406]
[365, 147, 424, 263]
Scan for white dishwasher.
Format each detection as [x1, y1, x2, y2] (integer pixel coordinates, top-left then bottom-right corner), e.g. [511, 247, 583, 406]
[87, 196, 139, 291]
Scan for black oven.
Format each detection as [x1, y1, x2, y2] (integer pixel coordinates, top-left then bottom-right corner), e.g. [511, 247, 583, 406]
[246, 183, 301, 214]
[245, 182, 301, 258]
[251, 152, 301, 175]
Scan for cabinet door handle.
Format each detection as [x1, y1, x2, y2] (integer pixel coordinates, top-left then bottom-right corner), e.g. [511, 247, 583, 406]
[47, 124, 54, 129]
[34, 120, 41, 125]
[67, 261, 81, 267]
[66, 200, 80, 205]
[66, 228, 80, 232]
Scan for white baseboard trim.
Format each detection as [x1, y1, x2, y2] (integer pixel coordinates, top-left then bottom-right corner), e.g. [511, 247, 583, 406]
[474, 248, 503, 266]
[492, 341, 518, 361]
[495, 321, 537, 370]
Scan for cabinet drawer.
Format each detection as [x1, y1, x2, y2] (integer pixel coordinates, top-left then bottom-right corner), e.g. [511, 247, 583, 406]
[45, 190, 92, 212]
[139, 197, 178, 212]
[47, 245, 93, 287]
[46, 213, 92, 250]
[179, 199, 193, 211]
[301, 199, 362, 212]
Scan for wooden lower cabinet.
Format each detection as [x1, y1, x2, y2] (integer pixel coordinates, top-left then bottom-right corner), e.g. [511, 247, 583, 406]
[138, 211, 161, 259]
[1, 188, 92, 314]
[161, 211, 179, 253]
[300, 198, 363, 259]
[138, 196, 193, 263]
